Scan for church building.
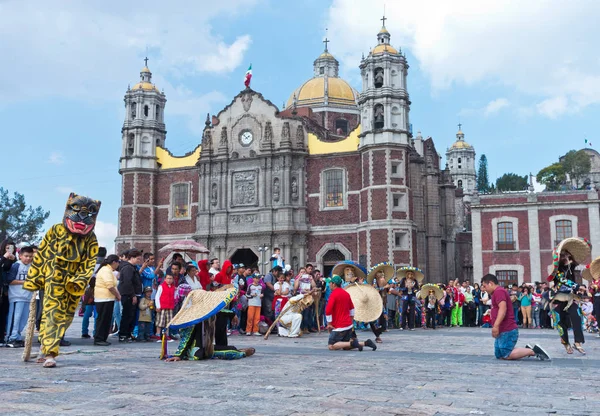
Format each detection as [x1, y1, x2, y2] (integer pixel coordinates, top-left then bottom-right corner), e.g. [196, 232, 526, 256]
[116, 21, 464, 280]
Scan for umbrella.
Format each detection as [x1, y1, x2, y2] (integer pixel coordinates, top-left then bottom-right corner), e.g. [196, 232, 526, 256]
[158, 240, 210, 254]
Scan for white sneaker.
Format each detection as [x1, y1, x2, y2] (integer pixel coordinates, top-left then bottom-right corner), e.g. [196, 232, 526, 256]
[254, 332, 262, 336]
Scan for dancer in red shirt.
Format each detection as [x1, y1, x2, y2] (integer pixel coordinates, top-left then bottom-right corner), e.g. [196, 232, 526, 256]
[325, 275, 377, 351]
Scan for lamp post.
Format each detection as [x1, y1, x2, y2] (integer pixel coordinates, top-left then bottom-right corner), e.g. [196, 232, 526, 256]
[258, 244, 269, 273]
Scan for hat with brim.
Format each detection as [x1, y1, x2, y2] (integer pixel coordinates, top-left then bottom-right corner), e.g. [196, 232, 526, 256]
[344, 283, 383, 323]
[396, 266, 425, 283]
[331, 261, 367, 282]
[418, 284, 444, 301]
[582, 267, 593, 282]
[589, 256, 600, 280]
[168, 287, 237, 330]
[555, 237, 591, 264]
[367, 262, 395, 285]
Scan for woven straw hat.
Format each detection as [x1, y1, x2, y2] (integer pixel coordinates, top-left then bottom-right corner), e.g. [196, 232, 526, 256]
[554, 237, 591, 264]
[367, 262, 395, 285]
[418, 283, 444, 301]
[345, 283, 383, 323]
[396, 266, 425, 283]
[168, 287, 237, 330]
[588, 257, 600, 280]
[331, 261, 367, 282]
[582, 267, 593, 282]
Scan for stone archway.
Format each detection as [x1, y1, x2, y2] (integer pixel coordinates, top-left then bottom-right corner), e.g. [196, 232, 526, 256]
[322, 249, 346, 278]
[315, 242, 352, 277]
[230, 248, 259, 269]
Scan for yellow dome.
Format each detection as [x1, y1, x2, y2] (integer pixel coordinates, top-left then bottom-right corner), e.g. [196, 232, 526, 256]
[141, 66, 151, 73]
[287, 77, 358, 108]
[318, 52, 335, 59]
[378, 26, 389, 34]
[372, 44, 398, 55]
[451, 140, 472, 149]
[132, 82, 160, 92]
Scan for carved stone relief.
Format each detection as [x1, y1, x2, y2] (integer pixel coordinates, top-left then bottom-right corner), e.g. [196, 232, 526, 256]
[230, 214, 257, 224]
[262, 121, 273, 145]
[273, 178, 280, 202]
[241, 93, 253, 112]
[211, 183, 218, 206]
[202, 128, 212, 151]
[291, 177, 298, 201]
[220, 127, 228, 146]
[296, 125, 305, 149]
[231, 170, 257, 207]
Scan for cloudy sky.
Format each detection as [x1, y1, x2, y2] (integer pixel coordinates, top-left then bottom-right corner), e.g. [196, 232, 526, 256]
[2, 0, 599, 250]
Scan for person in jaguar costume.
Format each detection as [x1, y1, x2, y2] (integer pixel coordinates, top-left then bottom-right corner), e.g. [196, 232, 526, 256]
[24, 193, 100, 368]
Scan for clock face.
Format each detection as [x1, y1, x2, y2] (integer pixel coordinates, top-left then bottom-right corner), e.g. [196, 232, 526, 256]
[241, 131, 253, 146]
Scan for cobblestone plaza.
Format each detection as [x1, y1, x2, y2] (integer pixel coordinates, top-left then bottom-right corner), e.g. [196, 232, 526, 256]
[1, 317, 598, 416]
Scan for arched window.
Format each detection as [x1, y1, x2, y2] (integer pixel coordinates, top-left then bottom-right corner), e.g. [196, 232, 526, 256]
[373, 104, 384, 129]
[457, 180, 463, 188]
[144, 105, 149, 117]
[131, 102, 136, 119]
[374, 67, 384, 88]
[127, 133, 134, 156]
[497, 222, 515, 250]
[556, 220, 573, 241]
[335, 119, 348, 135]
[323, 168, 345, 208]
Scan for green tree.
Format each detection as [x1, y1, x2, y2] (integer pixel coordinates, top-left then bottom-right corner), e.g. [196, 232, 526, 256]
[496, 173, 528, 191]
[561, 149, 591, 188]
[0, 188, 50, 243]
[477, 154, 490, 192]
[536, 163, 566, 191]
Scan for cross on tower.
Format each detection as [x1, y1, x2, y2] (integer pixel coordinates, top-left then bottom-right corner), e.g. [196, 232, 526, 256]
[144, 56, 149, 67]
[323, 37, 330, 52]
[458, 123, 462, 131]
[381, 14, 387, 27]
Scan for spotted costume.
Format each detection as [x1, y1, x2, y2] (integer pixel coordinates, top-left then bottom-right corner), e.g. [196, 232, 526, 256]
[24, 193, 100, 357]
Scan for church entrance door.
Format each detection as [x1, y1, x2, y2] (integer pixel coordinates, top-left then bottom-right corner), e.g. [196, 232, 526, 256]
[322, 249, 346, 278]
[230, 248, 259, 269]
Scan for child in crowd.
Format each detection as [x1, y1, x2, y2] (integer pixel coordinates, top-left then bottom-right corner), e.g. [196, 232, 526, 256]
[580, 296, 598, 333]
[155, 275, 176, 341]
[386, 279, 399, 328]
[442, 287, 453, 327]
[481, 309, 492, 328]
[425, 289, 438, 329]
[4, 246, 34, 347]
[137, 287, 154, 342]
[246, 274, 263, 336]
[269, 247, 285, 269]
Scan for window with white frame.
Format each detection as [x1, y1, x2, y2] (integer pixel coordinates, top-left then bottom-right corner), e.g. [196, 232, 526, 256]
[391, 160, 402, 177]
[497, 222, 515, 250]
[394, 231, 409, 249]
[496, 270, 518, 287]
[322, 168, 345, 209]
[171, 183, 191, 219]
[556, 220, 573, 242]
[392, 193, 406, 211]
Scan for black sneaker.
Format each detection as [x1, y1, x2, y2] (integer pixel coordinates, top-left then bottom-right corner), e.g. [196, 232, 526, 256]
[94, 341, 111, 346]
[351, 339, 363, 351]
[60, 339, 71, 347]
[533, 344, 551, 361]
[364, 339, 377, 351]
[5, 342, 16, 348]
[81, 334, 91, 339]
[525, 344, 533, 350]
[119, 337, 131, 343]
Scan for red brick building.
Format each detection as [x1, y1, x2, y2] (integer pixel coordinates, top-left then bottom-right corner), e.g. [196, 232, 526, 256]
[471, 190, 600, 286]
[116, 23, 466, 280]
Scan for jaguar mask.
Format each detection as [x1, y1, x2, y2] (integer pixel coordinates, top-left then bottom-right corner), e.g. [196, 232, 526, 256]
[63, 193, 101, 235]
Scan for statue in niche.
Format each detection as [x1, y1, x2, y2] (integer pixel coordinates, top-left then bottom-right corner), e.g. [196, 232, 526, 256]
[296, 125, 305, 148]
[211, 183, 218, 206]
[273, 178, 280, 202]
[220, 127, 228, 146]
[262, 121, 273, 144]
[374, 105, 384, 129]
[282, 122, 291, 141]
[291, 177, 298, 201]
[374, 68, 384, 88]
[202, 129, 212, 150]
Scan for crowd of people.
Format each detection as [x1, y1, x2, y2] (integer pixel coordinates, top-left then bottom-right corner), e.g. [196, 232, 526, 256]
[2, 235, 599, 364]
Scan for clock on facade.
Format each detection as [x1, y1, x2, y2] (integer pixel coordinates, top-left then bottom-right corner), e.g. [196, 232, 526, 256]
[240, 131, 253, 146]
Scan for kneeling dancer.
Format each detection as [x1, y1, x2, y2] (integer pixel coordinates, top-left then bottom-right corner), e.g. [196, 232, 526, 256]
[325, 275, 377, 351]
[164, 287, 254, 361]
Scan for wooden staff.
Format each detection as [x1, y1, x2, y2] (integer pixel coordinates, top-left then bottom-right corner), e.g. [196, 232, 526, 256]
[314, 290, 321, 333]
[22, 294, 38, 362]
[263, 301, 294, 340]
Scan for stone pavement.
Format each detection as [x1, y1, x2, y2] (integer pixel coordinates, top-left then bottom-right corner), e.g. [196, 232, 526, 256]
[1, 318, 599, 416]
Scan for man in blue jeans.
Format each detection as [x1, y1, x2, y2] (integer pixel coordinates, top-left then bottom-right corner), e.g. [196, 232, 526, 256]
[481, 274, 550, 361]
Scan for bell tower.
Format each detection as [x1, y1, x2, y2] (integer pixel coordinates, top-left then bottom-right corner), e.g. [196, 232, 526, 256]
[120, 58, 167, 170]
[358, 17, 410, 148]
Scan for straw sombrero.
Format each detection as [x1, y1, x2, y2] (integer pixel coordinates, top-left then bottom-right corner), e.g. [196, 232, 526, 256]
[168, 287, 237, 330]
[588, 256, 600, 280]
[367, 262, 395, 285]
[396, 266, 424, 283]
[345, 283, 383, 323]
[418, 284, 444, 301]
[554, 237, 591, 264]
[582, 267, 593, 282]
[331, 261, 367, 282]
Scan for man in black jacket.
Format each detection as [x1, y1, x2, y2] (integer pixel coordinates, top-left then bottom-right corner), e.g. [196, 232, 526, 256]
[118, 249, 143, 342]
